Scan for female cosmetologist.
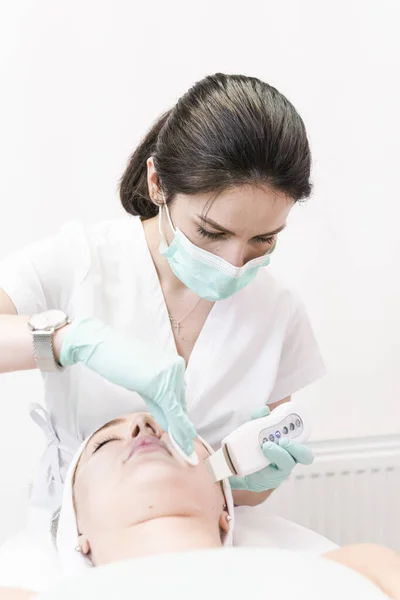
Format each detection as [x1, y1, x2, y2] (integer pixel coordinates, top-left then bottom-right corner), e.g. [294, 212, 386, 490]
[0, 73, 324, 526]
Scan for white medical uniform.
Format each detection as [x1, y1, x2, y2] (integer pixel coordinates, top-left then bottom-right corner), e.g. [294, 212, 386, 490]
[0, 216, 326, 520]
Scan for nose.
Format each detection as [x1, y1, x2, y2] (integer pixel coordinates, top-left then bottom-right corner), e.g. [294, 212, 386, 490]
[129, 413, 163, 440]
[222, 243, 246, 268]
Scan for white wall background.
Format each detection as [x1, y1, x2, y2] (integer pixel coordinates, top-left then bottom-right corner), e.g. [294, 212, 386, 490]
[0, 0, 399, 542]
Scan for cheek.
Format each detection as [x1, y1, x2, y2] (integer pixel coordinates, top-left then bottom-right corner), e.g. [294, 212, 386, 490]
[74, 478, 104, 524]
[194, 441, 212, 461]
[184, 464, 225, 514]
[74, 461, 121, 526]
[191, 445, 224, 506]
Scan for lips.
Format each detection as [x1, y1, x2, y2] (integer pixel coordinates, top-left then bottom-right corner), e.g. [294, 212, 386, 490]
[126, 435, 171, 461]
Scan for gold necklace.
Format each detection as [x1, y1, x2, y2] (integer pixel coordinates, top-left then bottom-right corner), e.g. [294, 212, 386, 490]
[168, 297, 202, 336]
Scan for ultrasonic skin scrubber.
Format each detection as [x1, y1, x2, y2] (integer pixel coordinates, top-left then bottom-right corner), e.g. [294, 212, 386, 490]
[206, 402, 310, 482]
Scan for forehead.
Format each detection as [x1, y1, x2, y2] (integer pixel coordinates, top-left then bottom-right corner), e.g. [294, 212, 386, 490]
[182, 185, 292, 231]
[91, 416, 127, 438]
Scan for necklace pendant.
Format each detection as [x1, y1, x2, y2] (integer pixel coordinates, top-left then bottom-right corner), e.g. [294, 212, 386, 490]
[169, 315, 181, 335]
[167, 294, 202, 337]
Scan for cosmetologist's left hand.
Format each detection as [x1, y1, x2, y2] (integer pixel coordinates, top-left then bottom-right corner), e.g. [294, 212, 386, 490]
[229, 406, 314, 492]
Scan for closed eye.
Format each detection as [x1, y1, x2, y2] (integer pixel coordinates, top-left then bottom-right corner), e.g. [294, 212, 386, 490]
[198, 225, 276, 245]
[92, 436, 121, 453]
[197, 225, 225, 240]
[252, 235, 276, 245]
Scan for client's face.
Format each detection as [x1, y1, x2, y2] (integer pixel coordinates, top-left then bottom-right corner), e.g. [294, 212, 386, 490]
[73, 413, 228, 559]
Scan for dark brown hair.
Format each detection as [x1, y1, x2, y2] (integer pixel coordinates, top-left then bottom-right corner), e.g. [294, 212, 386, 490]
[120, 73, 312, 219]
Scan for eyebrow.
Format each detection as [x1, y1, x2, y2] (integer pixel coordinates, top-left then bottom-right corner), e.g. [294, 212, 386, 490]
[197, 215, 286, 238]
[93, 417, 127, 438]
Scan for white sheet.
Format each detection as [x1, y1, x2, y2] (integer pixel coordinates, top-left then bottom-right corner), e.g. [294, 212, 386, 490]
[0, 529, 62, 591]
[0, 505, 338, 592]
[35, 548, 388, 600]
[233, 504, 338, 553]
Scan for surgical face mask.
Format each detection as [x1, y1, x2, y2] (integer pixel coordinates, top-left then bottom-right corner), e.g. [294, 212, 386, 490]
[158, 195, 275, 302]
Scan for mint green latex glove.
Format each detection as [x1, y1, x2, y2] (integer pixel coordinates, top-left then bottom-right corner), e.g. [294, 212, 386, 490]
[230, 406, 314, 492]
[60, 317, 196, 456]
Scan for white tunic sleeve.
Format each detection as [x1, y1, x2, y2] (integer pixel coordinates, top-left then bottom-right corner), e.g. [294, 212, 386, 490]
[267, 294, 326, 404]
[0, 222, 91, 315]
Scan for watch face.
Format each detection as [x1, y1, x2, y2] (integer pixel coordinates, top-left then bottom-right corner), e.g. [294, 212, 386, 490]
[30, 310, 68, 331]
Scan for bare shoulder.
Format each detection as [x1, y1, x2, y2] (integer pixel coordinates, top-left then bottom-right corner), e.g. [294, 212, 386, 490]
[0, 588, 36, 599]
[324, 544, 400, 596]
[325, 543, 398, 566]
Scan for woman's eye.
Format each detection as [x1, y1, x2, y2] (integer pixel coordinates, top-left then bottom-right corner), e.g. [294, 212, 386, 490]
[93, 437, 120, 453]
[253, 235, 275, 245]
[197, 226, 225, 240]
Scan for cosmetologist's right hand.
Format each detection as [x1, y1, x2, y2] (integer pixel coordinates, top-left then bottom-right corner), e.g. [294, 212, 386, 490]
[57, 316, 197, 456]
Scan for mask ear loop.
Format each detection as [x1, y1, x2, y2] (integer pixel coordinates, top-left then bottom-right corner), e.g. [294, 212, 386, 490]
[160, 189, 176, 234]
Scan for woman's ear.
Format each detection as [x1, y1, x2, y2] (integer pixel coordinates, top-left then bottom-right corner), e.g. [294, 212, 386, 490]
[146, 156, 161, 206]
[219, 510, 230, 535]
[77, 534, 91, 556]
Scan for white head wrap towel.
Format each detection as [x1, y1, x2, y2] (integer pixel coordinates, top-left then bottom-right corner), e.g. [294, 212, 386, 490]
[56, 431, 234, 575]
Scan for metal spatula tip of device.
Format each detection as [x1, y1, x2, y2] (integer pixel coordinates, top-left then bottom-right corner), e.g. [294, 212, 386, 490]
[206, 447, 236, 482]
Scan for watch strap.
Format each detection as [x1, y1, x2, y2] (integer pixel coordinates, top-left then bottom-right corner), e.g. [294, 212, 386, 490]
[32, 330, 64, 372]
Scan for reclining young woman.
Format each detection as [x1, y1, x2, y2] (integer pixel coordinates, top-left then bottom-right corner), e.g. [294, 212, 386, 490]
[1, 412, 400, 599]
[60, 411, 234, 567]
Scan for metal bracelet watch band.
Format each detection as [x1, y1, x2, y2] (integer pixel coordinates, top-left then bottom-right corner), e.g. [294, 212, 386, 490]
[28, 310, 70, 373]
[31, 330, 62, 372]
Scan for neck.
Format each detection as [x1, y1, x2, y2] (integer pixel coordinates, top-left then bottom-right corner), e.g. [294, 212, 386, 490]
[93, 515, 222, 567]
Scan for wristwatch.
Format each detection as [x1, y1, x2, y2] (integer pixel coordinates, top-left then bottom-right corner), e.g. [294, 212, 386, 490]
[28, 310, 70, 372]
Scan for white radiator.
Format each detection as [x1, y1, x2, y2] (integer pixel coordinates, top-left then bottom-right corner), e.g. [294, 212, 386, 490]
[265, 435, 400, 551]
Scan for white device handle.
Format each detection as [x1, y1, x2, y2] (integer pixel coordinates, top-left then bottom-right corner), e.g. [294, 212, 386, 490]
[207, 402, 310, 481]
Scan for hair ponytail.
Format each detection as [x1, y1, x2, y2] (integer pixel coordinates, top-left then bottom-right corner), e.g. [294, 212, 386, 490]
[120, 73, 312, 220]
[119, 110, 172, 219]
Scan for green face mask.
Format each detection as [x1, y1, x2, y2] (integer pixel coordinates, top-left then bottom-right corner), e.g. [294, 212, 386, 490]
[159, 198, 275, 302]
